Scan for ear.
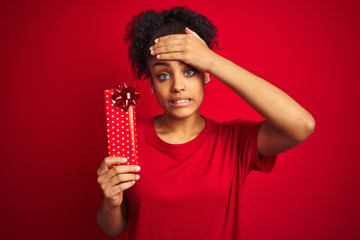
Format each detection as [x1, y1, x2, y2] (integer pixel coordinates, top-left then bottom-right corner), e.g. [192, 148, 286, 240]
[204, 72, 209, 83]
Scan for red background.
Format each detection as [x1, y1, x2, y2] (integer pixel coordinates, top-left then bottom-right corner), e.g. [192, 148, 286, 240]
[1, 0, 360, 239]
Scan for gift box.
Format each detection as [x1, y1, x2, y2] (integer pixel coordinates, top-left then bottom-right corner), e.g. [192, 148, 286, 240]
[104, 83, 140, 167]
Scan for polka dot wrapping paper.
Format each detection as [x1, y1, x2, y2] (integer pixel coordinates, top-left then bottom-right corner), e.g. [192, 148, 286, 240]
[104, 89, 139, 167]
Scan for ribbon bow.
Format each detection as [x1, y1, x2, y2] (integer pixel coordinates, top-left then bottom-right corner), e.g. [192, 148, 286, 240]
[111, 82, 140, 111]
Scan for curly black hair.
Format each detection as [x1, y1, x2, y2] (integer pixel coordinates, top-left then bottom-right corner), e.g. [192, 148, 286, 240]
[124, 6, 218, 80]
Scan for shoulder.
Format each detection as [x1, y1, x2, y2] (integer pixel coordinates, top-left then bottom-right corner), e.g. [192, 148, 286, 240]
[206, 117, 263, 133]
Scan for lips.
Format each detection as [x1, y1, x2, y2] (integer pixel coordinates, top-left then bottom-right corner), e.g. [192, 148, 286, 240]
[169, 97, 192, 107]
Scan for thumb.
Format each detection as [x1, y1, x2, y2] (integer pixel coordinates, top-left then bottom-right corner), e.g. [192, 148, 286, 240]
[185, 27, 202, 40]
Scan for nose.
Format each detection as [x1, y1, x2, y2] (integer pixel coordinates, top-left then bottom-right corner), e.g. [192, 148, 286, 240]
[171, 74, 185, 93]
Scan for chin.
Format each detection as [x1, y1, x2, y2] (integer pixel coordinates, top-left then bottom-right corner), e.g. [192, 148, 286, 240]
[166, 108, 199, 120]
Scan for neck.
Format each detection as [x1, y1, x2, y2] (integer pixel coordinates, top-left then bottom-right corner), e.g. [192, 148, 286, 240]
[155, 112, 205, 143]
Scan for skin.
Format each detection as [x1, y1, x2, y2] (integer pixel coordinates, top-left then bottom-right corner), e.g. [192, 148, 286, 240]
[150, 27, 315, 155]
[148, 59, 208, 144]
[96, 157, 141, 237]
[97, 27, 316, 236]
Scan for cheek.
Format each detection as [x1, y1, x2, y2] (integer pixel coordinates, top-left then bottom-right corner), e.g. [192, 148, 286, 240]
[154, 89, 168, 107]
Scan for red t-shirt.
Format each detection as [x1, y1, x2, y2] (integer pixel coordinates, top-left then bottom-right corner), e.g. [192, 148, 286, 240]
[125, 116, 277, 239]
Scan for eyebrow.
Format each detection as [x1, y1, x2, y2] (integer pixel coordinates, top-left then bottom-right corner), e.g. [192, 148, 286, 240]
[152, 61, 186, 68]
[152, 62, 169, 68]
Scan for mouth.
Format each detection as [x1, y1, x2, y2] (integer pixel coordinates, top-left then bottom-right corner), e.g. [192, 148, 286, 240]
[169, 98, 192, 107]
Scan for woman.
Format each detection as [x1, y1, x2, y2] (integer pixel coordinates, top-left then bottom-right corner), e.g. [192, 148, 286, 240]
[97, 6, 315, 239]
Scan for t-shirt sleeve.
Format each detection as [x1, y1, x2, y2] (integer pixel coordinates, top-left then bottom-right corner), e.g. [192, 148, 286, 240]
[227, 119, 277, 182]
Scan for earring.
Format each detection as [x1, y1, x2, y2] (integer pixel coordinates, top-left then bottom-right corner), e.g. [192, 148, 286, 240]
[151, 87, 154, 93]
[204, 77, 210, 85]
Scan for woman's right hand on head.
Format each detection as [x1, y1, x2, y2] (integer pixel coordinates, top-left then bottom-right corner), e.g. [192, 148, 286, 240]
[97, 157, 141, 209]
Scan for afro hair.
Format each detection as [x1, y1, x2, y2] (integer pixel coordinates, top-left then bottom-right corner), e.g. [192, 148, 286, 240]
[124, 6, 218, 80]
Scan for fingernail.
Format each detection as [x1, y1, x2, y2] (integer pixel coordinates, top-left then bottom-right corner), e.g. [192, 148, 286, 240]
[135, 166, 141, 171]
[135, 174, 140, 180]
[149, 46, 153, 51]
[132, 180, 135, 184]
[156, 55, 160, 59]
[154, 38, 158, 43]
[121, 157, 127, 163]
[150, 50, 154, 55]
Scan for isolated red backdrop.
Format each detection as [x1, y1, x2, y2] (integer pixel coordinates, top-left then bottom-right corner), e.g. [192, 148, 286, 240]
[1, 0, 360, 239]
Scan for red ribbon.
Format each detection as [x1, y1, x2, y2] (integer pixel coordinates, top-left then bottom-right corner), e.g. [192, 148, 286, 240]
[111, 82, 140, 111]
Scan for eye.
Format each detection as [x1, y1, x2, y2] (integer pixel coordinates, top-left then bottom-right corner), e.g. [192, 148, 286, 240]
[157, 73, 170, 80]
[184, 69, 195, 77]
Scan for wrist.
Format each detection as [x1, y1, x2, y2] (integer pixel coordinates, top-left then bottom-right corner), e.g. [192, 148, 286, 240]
[205, 51, 222, 74]
[103, 199, 121, 212]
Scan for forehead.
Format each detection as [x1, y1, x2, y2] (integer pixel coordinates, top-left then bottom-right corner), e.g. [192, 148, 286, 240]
[147, 58, 188, 69]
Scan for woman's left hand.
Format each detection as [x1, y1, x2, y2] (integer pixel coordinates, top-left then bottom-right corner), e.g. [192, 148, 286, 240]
[150, 27, 218, 72]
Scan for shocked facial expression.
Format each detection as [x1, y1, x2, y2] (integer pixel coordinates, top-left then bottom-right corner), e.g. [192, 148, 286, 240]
[147, 59, 205, 120]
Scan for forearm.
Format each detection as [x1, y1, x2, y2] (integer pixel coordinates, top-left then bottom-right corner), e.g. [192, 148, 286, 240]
[97, 199, 127, 237]
[208, 54, 315, 141]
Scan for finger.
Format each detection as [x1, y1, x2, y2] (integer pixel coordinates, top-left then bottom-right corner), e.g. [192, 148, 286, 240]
[101, 173, 140, 191]
[185, 27, 202, 40]
[151, 38, 187, 50]
[98, 164, 141, 185]
[104, 181, 136, 198]
[98, 157, 127, 176]
[98, 164, 140, 186]
[155, 34, 188, 43]
[151, 44, 184, 56]
[109, 173, 140, 187]
[156, 52, 187, 62]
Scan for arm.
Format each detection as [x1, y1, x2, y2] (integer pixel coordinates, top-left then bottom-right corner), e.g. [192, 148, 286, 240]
[96, 157, 141, 237]
[151, 28, 315, 156]
[97, 197, 128, 237]
[205, 54, 315, 156]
